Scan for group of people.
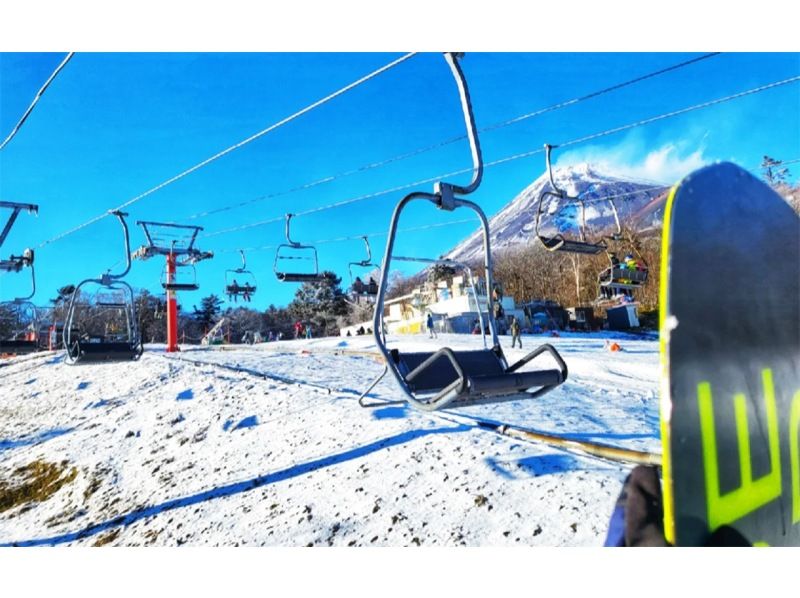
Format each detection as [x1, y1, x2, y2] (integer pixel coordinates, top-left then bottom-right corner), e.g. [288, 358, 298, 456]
[352, 276, 378, 295]
[226, 279, 255, 303]
[293, 320, 313, 339]
[597, 252, 647, 301]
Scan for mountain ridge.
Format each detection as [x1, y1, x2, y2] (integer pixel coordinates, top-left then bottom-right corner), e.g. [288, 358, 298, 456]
[445, 163, 669, 264]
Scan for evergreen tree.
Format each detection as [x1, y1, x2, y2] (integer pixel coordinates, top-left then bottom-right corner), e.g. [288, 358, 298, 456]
[288, 272, 348, 336]
[193, 294, 224, 332]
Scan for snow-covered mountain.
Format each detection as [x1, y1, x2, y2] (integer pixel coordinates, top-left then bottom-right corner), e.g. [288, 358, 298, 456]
[446, 164, 668, 264]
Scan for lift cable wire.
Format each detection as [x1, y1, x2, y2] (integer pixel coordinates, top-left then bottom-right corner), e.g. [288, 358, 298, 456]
[210, 184, 669, 259]
[180, 52, 722, 223]
[215, 217, 480, 255]
[0, 52, 75, 152]
[35, 52, 418, 249]
[202, 73, 800, 240]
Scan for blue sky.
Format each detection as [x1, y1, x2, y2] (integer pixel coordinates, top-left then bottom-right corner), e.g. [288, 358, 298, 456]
[1, 52, 798, 309]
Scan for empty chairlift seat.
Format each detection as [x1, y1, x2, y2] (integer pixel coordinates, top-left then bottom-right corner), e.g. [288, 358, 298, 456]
[359, 53, 569, 412]
[390, 345, 567, 410]
[66, 339, 143, 363]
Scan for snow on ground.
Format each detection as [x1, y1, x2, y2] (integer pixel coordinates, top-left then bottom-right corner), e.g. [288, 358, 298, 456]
[0, 331, 660, 546]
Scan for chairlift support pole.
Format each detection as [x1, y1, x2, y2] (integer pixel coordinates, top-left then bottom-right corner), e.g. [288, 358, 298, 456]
[166, 251, 179, 352]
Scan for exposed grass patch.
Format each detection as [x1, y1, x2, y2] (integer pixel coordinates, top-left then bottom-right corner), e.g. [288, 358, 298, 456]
[83, 466, 110, 503]
[92, 529, 120, 546]
[0, 459, 78, 514]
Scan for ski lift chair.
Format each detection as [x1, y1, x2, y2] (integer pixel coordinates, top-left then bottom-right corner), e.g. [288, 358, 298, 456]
[225, 250, 257, 299]
[359, 53, 568, 412]
[0, 202, 40, 355]
[596, 234, 650, 304]
[534, 144, 615, 255]
[0, 301, 39, 355]
[161, 260, 200, 292]
[274, 213, 334, 283]
[348, 236, 380, 296]
[64, 211, 144, 364]
[134, 220, 212, 292]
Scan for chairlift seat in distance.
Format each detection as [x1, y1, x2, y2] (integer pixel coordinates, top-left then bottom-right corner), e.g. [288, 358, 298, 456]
[540, 235, 606, 255]
[600, 266, 648, 289]
[163, 282, 199, 292]
[225, 250, 257, 298]
[275, 272, 333, 284]
[225, 284, 256, 295]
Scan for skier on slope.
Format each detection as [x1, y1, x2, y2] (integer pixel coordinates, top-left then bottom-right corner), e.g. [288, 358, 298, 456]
[510, 316, 522, 349]
[426, 313, 437, 339]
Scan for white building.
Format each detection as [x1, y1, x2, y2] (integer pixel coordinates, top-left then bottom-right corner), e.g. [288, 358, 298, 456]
[340, 275, 523, 337]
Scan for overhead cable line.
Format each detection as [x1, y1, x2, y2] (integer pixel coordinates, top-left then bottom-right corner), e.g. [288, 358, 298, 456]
[0, 52, 75, 152]
[215, 218, 481, 255]
[203, 74, 800, 239]
[35, 52, 418, 249]
[180, 52, 721, 222]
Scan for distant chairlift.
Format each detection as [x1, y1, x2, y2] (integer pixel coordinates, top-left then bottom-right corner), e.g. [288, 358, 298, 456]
[161, 259, 200, 292]
[64, 211, 144, 364]
[0, 201, 40, 355]
[359, 52, 568, 412]
[534, 144, 622, 255]
[349, 236, 379, 296]
[225, 250, 257, 301]
[274, 213, 333, 283]
[595, 236, 649, 305]
[133, 220, 213, 292]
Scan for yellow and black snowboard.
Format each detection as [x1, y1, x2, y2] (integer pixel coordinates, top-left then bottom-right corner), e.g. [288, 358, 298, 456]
[660, 162, 799, 546]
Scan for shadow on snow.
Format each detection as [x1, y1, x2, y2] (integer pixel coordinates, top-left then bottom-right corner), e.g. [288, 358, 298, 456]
[3, 422, 471, 546]
[0, 427, 75, 454]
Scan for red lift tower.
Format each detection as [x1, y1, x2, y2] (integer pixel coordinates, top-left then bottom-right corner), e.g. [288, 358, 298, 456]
[132, 221, 213, 352]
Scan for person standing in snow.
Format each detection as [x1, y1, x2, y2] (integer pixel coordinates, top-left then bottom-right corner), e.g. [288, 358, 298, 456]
[305, 324, 312, 339]
[510, 316, 522, 348]
[426, 313, 437, 339]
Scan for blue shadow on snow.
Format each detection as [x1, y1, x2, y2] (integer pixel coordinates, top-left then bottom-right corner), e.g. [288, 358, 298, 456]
[0, 427, 75, 454]
[232, 415, 258, 431]
[176, 389, 194, 401]
[77, 381, 90, 391]
[486, 453, 582, 480]
[3, 423, 470, 546]
[371, 406, 408, 420]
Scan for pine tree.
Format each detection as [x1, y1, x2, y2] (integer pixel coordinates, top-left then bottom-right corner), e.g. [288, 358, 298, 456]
[761, 155, 790, 186]
[194, 294, 224, 332]
[288, 272, 348, 336]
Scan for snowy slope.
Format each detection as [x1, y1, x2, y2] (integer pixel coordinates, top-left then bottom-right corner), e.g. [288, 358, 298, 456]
[447, 164, 668, 263]
[0, 332, 659, 546]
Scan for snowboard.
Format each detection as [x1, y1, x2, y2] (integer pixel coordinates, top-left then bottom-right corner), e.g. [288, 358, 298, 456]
[660, 162, 800, 546]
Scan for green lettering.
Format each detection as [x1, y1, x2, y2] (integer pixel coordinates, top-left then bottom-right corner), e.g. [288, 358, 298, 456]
[698, 369, 782, 531]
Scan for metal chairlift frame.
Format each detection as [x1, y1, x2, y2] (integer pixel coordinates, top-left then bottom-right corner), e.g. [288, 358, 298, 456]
[534, 144, 622, 255]
[225, 250, 257, 298]
[0, 266, 39, 355]
[134, 221, 212, 292]
[0, 202, 40, 354]
[349, 236, 379, 296]
[274, 213, 332, 283]
[64, 211, 143, 364]
[160, 257, 200, 292]
[359, 52, 568, 412]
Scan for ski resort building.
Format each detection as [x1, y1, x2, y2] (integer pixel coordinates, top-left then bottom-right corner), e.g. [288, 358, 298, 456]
[340, 274, 524, 337]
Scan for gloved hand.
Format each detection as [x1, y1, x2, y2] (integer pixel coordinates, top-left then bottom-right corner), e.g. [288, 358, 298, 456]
[604, 465, 669, 547]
